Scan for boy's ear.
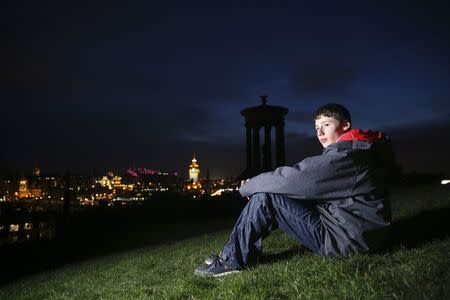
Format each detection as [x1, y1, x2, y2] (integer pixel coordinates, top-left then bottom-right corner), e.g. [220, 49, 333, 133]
[342, 120, 351, 131]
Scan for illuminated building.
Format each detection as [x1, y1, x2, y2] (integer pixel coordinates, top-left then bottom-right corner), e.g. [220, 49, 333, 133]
[186, 180, 202, 191]
[30, 187, 42, 198]
[99, 176, 113, 190]
[185, 154, 203, 193]
[30, 168, 43, 198]
[98, 173, 133, 192]
[18, 178, 29, 199]
[189, 154, 200, 183]
[112, 176, 122, 188]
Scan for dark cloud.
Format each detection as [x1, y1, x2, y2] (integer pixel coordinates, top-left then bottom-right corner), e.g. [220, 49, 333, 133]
[285, 135, 322, 166]
[2, 51, 73, 112]
[379, 0, 450, 48]
[383, 119, 450, 175]
[286, 111, 314, 124]
[285, 131, 311, 141]
[290, 59, 359, 97]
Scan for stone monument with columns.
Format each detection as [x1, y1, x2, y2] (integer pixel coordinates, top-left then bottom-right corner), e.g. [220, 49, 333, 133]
[239, 96, 288, 179]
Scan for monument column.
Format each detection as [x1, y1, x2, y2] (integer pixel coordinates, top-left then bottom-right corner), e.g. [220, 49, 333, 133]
[276, 121, 285, 166]
[252, 126, 260, 171]
[245, 123, 252, 170]
[263, 125, 272, 170]
[240, 96, 288, 179]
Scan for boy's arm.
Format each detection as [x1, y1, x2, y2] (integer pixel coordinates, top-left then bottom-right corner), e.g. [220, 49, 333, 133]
[239, 153, 357, 200]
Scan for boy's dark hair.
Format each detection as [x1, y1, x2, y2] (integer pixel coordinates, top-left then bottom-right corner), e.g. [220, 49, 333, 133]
[313, 103, 352, 124]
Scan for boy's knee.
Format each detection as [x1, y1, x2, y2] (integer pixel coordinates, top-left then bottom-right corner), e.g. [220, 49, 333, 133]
[249, 193, 269, 203]
[250, 193, 289, 207]
[247, 193, 273, 210]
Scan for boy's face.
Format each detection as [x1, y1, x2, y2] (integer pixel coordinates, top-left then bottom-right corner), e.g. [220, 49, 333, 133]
[315, 115, 350, 148]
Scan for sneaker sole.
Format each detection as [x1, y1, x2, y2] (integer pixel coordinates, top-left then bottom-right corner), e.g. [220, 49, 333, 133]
[211, 270, 242, 277]
[194, 269, 242, 277]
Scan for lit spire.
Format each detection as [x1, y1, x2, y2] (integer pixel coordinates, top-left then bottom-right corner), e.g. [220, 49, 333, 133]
[189, 154, 200, 182]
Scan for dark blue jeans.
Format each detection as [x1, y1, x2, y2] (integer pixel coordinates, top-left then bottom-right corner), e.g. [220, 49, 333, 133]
[221, 193, 325, 268]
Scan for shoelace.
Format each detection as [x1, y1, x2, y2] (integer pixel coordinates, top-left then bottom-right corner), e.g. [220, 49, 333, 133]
[210, 255, 230, 270]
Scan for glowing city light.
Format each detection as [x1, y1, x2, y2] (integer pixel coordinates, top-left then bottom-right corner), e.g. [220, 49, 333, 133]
[10, 224, 19, 232]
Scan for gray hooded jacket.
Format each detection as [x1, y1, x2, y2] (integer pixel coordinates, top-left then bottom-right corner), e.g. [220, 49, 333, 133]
[239, 131, 393, 256]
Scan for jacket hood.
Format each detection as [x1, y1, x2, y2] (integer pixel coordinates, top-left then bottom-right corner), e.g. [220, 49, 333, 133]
[337, 128, 386, 143]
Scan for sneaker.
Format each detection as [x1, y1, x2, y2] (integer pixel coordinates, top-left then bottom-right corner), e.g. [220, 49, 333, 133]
[204, 254, 216, 265]
[194, 255, 241, 277]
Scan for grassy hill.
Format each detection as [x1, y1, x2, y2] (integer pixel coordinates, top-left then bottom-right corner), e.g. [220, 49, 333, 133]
[0, 184, 449, 299]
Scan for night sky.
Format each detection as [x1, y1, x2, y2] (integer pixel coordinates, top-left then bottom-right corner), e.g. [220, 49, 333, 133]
[4, 0, 450, 178]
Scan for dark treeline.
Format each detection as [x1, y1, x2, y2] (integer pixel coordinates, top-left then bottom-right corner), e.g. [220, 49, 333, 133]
[58, 191, 248, 244]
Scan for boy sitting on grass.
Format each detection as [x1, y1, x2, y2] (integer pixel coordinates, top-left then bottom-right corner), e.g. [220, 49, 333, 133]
[195, 103, 394, 277]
